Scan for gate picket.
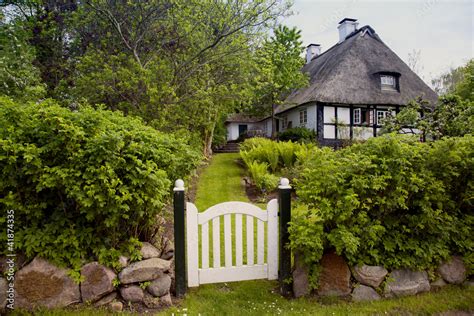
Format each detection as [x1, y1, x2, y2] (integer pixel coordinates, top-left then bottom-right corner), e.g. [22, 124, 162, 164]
[186, 200, 278, 287]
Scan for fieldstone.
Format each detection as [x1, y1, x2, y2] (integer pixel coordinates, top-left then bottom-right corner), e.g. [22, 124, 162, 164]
[384, 269, 430, 297]
[463, 278, 474, 287]
[143, 292, 161, 308]
[292, 253, 310, 298]
[352, 265, 388, 288]
[437, 256, 467, 284]
[94, 291, 117, 307]
[80, 262, 116, 302]
[160, 238, 174, 260]
[147, 274, 171, 297]
[109, 301, 123, 312]
[431, 278, 447, 290]
[317, 252, 351, 296]
[351, 284, 381, 302]
[160, 293, 173, 307]
[14, 257, 81, 309]
[120, 285, 144, 303]
[118, 256, 129, 269]
[0, 254, 28, 274]
[140, 242, 161, 259]
[118, 258, 171, 284]
[1, 277, 7, 310]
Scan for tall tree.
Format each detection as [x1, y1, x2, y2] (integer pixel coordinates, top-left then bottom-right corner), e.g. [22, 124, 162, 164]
[251, 25, 308, 137]
[0, 10, 45, 100]
[5, 0, 78, 97]
[66, 0, 291, 156]
[431, 59, 473, 99]
[381, 96, 474, 139]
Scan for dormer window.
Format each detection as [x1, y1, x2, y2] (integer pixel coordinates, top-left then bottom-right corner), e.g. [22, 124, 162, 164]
[380, 74, 398, 91]
[381, 75, 395, 86]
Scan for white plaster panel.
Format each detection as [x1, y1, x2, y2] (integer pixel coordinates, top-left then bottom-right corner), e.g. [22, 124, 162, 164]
[337, 126, 351, 139]
[353, 127, 373, 140]
[324, 106, 335, 124]
[337, 107, 350, 124]
[306, 104, 317, 131]
[323, 125, 335, 139]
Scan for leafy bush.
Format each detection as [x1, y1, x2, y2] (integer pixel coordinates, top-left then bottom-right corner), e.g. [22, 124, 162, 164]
[239, 137, 275, 152]
[0, 97, 201, 269]
[245, 161, 279, 192]
[290, 134, 473, 279]
[240, 138, 314, 171]
[277, 127, 316, 143]
[277, 141, 297, 167]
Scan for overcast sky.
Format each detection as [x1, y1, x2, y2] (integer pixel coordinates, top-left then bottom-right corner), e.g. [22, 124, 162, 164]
[283, 0, 473, 86]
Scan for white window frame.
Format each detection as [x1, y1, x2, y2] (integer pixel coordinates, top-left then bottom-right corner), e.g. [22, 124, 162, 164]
[354, 108, 361, 124]
[299, 109, 307, 126]
[381, 75, 395, 86]
[376, 110, 389, 125]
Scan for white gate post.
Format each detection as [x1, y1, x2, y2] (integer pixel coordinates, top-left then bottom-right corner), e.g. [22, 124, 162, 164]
[186, 202, 199, 287]
[267, 199, 279, 280]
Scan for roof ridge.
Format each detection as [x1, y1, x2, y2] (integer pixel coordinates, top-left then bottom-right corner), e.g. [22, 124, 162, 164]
[309, 25, 380, 63]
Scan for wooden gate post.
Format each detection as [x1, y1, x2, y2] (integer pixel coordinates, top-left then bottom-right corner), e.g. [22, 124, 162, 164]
[278, 177, 292, 297]
[173, 179, 186, 298]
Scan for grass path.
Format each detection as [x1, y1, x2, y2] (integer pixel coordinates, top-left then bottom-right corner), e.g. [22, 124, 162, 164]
[160, 153, 474, 316]
[194, 153, 249, 210]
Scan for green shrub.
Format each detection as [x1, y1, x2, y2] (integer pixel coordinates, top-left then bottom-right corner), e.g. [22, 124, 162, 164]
[245, 160, 279, 193]
[241, 138, 315, 173]
[239, 137, 274, 152]
[0, 97, 201, 269]
[263, 145, 280, 173]
[290, 134, 474, 279]
[277, 141, 297, 168]
[277, 127, 316, 143]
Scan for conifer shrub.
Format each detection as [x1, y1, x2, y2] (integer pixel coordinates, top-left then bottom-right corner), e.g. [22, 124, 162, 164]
[0, 97, 201, 269]
[290, 134, 473, 278]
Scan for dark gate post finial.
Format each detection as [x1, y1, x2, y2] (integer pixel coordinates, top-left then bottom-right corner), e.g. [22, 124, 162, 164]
[174, 179, 186, 298]
[278, 177, 292, 297]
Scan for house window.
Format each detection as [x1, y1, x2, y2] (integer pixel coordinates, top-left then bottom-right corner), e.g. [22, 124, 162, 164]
[381, 75, 397, 91]
[353, 108, 372, 125]
[299, 109, 307, 126]
[376, 110, 389, 125]
[282, 116, 288, 129]
[354, 108, 361, 124]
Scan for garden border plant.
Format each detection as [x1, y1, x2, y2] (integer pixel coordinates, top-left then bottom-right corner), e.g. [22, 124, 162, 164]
[239, 135, 473, 290]
[289, 134, 473, 289]
[0, 97, 201, 273]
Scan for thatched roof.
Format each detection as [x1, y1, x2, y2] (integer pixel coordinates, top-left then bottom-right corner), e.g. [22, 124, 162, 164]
[276, 26, 438, 114]
[225, 113, 269, 124]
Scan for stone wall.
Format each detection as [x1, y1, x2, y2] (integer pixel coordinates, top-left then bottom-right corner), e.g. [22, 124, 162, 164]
[292, 251, 471, 301]
[0, 240, 175, 313]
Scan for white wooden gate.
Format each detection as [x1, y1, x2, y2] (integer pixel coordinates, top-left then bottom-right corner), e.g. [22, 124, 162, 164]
[186, 200, 279, 286]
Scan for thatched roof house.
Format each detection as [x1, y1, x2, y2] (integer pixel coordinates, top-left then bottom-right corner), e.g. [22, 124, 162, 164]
[273, 18, 438, 146]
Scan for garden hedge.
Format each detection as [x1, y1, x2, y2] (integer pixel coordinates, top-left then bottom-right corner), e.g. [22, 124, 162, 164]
[290, 134, 473, 282]
[0, 97, 201, 270]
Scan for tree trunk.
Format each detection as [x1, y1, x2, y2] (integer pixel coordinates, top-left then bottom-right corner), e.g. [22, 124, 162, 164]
[271, 103, 277, 139]
[203, 123, 216, 158]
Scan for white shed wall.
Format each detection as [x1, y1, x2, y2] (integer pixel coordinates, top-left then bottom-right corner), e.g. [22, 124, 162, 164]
[226, 123, 240, 141]
[279, 104, 317, 132]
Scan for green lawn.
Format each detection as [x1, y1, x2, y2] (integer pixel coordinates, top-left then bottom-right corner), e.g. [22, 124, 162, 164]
[193, 153, 265, 267]
[194, 153, 249, 210]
